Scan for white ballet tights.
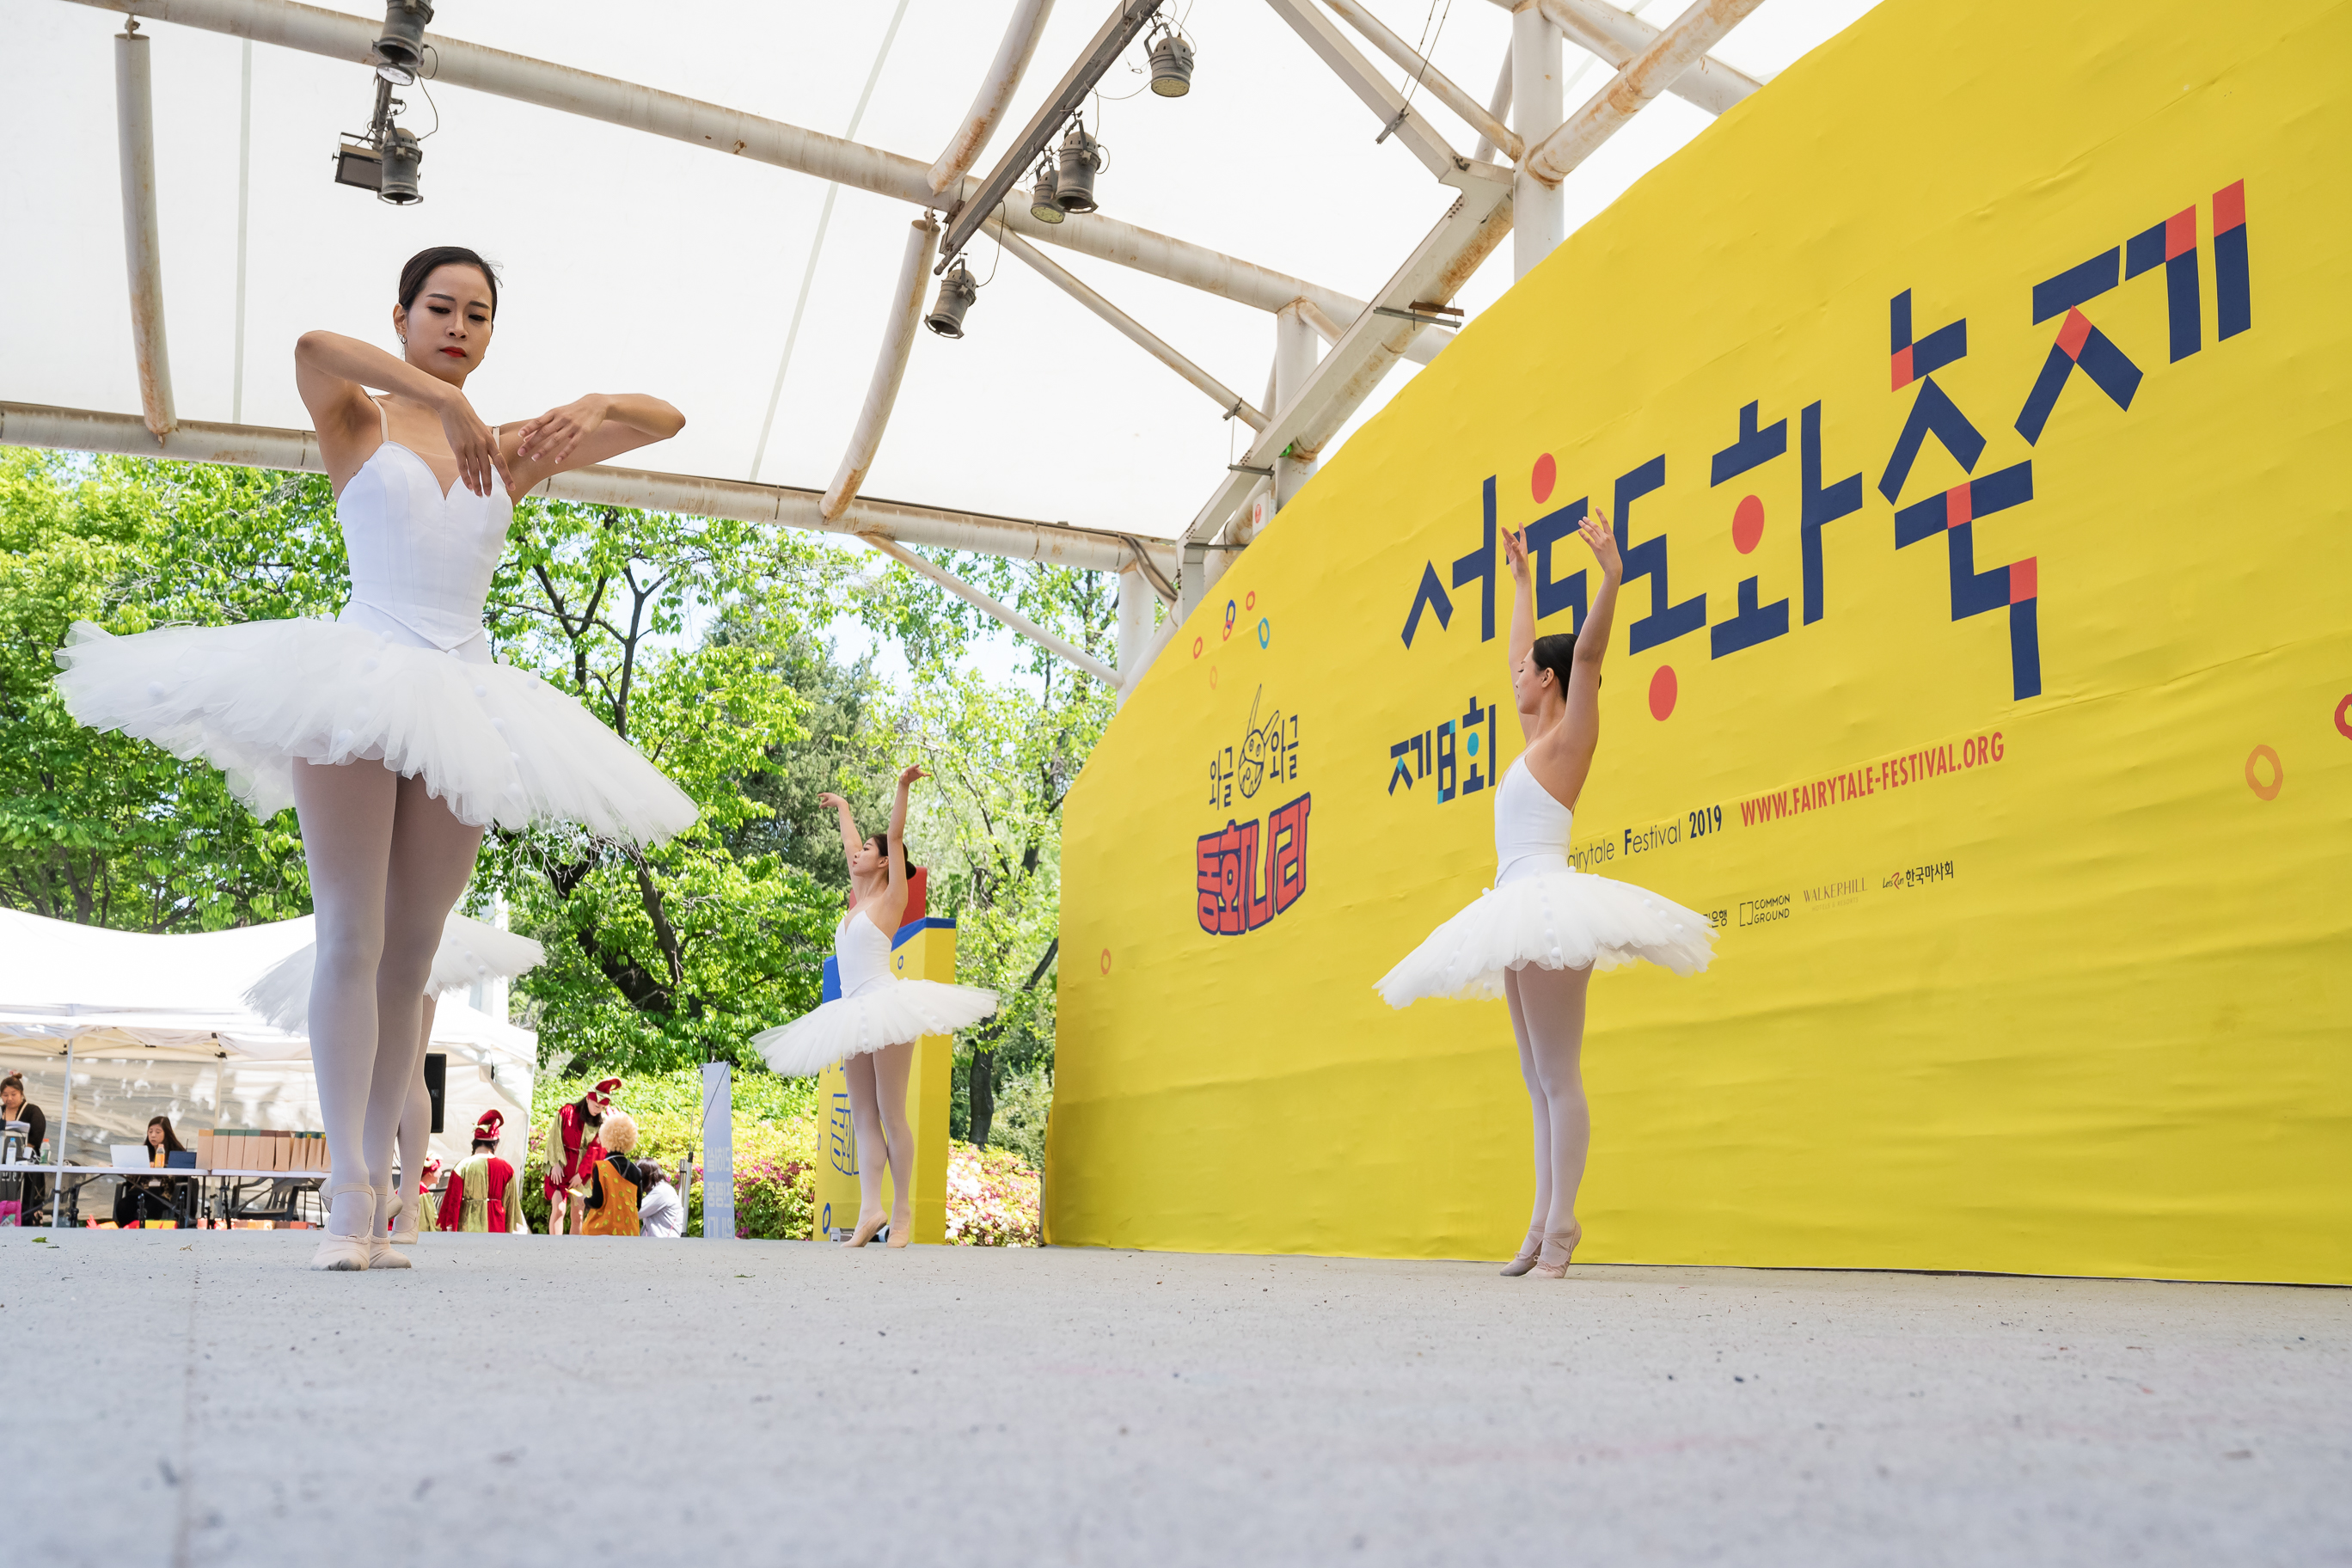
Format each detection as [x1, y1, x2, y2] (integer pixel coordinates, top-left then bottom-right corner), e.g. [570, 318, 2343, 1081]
[395, 995, 438, 1224]
[1504, 961, 1595, 1250]
[842, 1038, 916, 1233]
[291, 760, 484, 1240]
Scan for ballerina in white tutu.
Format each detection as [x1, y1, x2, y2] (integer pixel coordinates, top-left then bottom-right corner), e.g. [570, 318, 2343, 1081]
[57, 245, 693, 1270]
[243, 910, 546, 1245]
[1375, 508, 1715, 1279]
[752, 767, 998, 1247]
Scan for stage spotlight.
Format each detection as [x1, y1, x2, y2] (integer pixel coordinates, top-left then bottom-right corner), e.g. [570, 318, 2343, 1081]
[1148, 28, 1195, 96]
[333, 138, 385, 193]
[374, 0, 434, 77]
[1054, 125, 1104, 214]
[377, 126, 424, 205]
[1029, 160, 1063, 224]
[926, 259, 979, 339]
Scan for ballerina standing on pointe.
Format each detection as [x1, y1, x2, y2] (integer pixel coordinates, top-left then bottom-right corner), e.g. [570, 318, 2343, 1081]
[56, 245, 697, 1270]
[1375, 508, 1716, 1279]
[752, 768, 998, 1248]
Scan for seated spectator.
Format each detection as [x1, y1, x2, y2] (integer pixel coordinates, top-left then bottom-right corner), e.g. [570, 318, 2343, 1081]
[640, 1157, 686, 1239]
[574, 1112, 654, 1237]
[2, 1072, 49, 1222]
[114, 1116, 188, 1228]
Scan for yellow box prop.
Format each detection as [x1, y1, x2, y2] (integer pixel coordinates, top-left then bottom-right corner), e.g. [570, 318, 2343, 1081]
[1051, 0, 2351, 1283]
[809, 918, 958, 1244]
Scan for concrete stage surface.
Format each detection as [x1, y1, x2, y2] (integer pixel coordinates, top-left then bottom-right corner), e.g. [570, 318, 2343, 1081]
[6, 1228, 2344, 1567]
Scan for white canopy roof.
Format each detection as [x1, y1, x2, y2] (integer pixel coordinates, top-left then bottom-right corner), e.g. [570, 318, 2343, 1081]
[0, 908, 534, 1066]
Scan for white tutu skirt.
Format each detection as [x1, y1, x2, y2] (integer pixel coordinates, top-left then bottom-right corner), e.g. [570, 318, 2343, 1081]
[53, 618, 696, 842]
[752, 980, 1001, 1076]
[1375, 860, 1717, 1007]
[242, 913, 547, 1033]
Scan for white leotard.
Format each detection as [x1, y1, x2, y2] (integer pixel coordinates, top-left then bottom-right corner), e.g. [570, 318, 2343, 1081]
[835, 910, 894, 999]
[1494, 757, 1575, 887]
[335, 398, 510, 665]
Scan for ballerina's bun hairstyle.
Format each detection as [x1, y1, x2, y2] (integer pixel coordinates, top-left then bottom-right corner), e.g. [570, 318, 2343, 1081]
[870, 830, 919, 880]
[1528, 631, 1577, 695]
[398, 245, 501, 316]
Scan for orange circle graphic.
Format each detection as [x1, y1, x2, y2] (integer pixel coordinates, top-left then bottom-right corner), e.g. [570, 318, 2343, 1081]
[1099, 947, 1112, 976]
[2335, 693, 2352, 740]
[1731, 493, 1766, 554]
[1648, 665, 1678, 721]
[2245, 744, 2283, 801]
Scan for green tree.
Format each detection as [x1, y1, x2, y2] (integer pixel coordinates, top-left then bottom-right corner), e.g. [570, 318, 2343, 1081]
[0, 451, 337, 930]
[475, 501, 866, 1075]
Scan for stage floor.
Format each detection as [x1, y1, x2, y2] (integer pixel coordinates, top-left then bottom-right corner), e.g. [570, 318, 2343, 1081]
[8, 1227, 2345, 1566]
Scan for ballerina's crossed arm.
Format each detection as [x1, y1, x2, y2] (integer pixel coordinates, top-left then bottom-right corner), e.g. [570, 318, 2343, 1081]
[1502, 510, 1624, 808]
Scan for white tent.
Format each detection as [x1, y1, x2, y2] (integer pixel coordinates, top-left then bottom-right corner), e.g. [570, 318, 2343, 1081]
[0, 909, 535, 1213]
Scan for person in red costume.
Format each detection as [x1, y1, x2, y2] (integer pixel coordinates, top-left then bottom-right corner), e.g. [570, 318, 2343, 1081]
[438, 1111, 524, 1233]
[413, 1157, 442, 1234]
[544, 1079, 618, 1235]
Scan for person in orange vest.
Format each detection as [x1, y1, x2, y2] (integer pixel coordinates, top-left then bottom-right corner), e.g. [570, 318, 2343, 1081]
[544, 1078, 618, 1234]
[574, 1111, 656, 1237]
[438, 1111, 525, 1233]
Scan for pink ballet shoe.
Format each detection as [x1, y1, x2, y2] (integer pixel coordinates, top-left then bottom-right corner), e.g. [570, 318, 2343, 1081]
[388, 1189, 420, 1246]
[367, 1188, 413, 1270]
[885, 1204, 912, 1249]
[841, 1210, 887, 1248]
[1528, 1224, 1583, 1279]
[1499, 1227, 1545, 1277]
[309, 1185, 373, 1271]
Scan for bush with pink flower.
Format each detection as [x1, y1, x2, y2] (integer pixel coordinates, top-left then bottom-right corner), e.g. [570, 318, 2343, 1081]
[944, 1141, 1041, 1246]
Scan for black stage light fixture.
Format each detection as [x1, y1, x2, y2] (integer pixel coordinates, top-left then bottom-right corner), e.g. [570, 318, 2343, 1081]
[375, 0, 434, 77]
[1054, 123, 1104, 214]
[926, 259, 980, 338]
[1148, 27, 1194, 96]
[1029, 159, 1063, 224]
[334, 137, 385, 192]
[377, 126, 424, 205]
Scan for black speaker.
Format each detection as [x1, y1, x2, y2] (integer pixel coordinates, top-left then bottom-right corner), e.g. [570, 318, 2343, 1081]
[425, 1053, 446, 1135]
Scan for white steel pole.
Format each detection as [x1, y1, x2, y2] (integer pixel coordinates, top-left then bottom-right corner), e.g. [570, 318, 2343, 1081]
[114, 22, 177, 438]
[820, 218, 940, 521]
[699, 1060, 732, 1240]
[1115, 562, 1152, 708]
[1473, 46, 1514, 162]
[63, 0, 1454, 358]
[993, 223, 1267, 429]
[1511, 2, 1565, 279]
[0, 401, 1173, 577]
[1523, 0, 1769, 187]
[48, 1036, 76, 1230]
[926, 0, 1056, 193]
[232, 37, 251, 423]
[1271, 303, 1322, 510]
[866, 537, 1123, 691]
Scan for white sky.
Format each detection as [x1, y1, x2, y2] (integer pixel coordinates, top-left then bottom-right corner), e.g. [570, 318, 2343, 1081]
[3, 0, 1879, 679]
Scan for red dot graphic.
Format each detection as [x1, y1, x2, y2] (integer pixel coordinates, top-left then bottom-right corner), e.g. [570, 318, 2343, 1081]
[2334, 693, 2352, 739]
[1649, 665, 1678, 721]
[1532, 453, 1557, 505]
[1732, 493, 1765, 554]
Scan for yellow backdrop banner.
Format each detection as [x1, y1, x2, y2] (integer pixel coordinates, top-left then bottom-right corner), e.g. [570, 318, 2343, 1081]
[1049, 0, 2351, 1283]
